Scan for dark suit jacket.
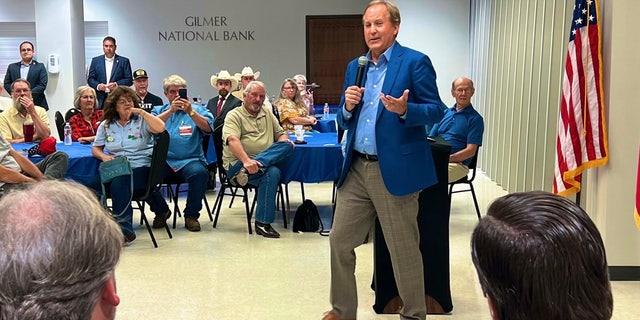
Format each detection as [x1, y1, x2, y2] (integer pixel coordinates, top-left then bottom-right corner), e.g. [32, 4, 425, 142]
[206, 94, 242, 167]
[207, 94, 243, 132]
[3, 60, 49, 110]
[87, 54, 133, 109]
[336, 42, 446, 196]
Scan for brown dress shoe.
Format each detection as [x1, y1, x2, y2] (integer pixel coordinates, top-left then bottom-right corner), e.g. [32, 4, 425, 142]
[152, 210, 171, 229]
[321, 310, 355, 320]
[185, 217, 201, 232]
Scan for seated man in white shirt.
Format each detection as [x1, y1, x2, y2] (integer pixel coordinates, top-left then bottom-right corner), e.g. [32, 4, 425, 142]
[0, 133, 68, 196]
[0, 87, 12, 111]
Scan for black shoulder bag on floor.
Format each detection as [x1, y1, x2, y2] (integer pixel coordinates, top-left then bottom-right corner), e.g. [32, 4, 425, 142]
[293, 199, 328, 236]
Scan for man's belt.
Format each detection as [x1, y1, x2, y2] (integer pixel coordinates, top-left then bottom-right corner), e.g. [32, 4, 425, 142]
[354, 151, 378, 161]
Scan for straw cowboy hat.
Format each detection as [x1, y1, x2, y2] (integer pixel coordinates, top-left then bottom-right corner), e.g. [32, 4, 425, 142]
[210, 70, 239, 89]
[234, 66, 261, 80]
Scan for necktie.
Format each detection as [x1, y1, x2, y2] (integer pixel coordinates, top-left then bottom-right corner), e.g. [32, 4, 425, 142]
[216, 96, 225, 116]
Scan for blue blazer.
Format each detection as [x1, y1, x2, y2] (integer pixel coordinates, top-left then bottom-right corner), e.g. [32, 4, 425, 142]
[3, 60, 49, 109]
[87, 54, 133, 109]
[336, 42, 446, 196]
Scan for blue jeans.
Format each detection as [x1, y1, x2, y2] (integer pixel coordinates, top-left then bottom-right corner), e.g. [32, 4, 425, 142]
[165, 160, 208, 219]
[227, 141, 294, 224]
[109, 166, 170, 235]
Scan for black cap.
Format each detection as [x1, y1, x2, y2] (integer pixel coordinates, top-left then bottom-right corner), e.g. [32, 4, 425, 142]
[133, 69, 148, 80]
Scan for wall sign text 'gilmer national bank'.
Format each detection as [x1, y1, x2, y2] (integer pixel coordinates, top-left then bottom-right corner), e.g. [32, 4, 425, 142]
[158, 16, 256, 42]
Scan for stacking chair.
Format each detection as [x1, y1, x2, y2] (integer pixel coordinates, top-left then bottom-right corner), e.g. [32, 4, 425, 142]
[131, 130, 173, 247]
[162, 132, 216, 228]
[164, 172, 214, 229]
[64, 108, 81, 121]
[448, 148, 481, 220]
[54, 111, 65, 141]
[212, 167, 287, 234]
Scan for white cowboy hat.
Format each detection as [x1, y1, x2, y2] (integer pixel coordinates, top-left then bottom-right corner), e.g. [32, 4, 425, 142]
[210, 70, 239, 89]
[234, 66, 261, 80]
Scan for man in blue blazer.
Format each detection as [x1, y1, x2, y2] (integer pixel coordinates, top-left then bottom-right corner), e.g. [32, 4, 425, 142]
[324, 2, 445, 320]
[3, 41, 49, 110]
[87, 36, 133, 109]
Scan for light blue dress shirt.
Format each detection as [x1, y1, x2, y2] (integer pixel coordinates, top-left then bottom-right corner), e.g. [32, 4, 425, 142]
[342, 46, 395, 155]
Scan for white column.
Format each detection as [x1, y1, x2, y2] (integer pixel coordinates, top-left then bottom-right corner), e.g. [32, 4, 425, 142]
[34, 0, 85, 137]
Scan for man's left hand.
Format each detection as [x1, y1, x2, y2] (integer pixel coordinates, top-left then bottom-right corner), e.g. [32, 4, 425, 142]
[380, 89, 410, 115]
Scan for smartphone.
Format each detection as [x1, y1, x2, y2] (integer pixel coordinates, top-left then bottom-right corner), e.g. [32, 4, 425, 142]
[178, 88, 187, 99]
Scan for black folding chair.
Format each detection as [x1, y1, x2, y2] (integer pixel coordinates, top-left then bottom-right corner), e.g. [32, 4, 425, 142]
[54, 111, 65, 141]
[212, 167, 287, 234]
[131, 131, 173, 247]
[448, 148, 481, 220]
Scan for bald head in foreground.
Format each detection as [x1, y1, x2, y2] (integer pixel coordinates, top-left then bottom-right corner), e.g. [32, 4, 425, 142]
[0, 180, 123, 320]
[471, 191, 613, 320]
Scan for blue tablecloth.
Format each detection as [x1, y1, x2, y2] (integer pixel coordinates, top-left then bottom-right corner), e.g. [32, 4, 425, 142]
[14, 138, 216, 185]
[312, 113, 337, 133]
[283, 132, 344, 183]
[12, 142, 100, 187]
[13, 133, 341, 186]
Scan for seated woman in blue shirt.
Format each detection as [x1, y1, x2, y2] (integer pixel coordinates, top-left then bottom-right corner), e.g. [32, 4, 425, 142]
[92, 86, 170, 244]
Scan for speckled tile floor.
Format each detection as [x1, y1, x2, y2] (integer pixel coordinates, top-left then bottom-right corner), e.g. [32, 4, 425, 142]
[115, 173, 639, 319]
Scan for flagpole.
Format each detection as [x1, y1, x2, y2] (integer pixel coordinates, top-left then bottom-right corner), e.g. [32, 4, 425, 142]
[582, 1, 590, 137]
[577, 0, 591, 205]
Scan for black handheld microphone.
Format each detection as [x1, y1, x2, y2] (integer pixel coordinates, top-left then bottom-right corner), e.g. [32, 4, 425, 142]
[355, 56, 368, 87]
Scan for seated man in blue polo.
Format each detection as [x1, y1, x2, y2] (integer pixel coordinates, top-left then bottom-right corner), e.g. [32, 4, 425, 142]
[222, 80, 294, 238]
[430, 77, 484, 183]
[152, 74, 214, 232]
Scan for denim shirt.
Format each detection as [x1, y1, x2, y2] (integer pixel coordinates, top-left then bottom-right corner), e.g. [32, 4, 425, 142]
[93, 115, 153, 169]
[152, 104, 214, 171]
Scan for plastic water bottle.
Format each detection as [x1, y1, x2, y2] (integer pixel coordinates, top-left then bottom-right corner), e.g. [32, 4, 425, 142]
[63, 122, 72, 145]
[323, 102, 330, 120]
[197, 95, 202, 104]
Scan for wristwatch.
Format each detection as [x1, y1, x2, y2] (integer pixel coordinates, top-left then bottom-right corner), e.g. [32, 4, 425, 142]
[189, 110, 196, 117]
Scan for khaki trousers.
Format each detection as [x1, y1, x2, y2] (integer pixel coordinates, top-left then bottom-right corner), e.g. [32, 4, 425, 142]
[448, 162, 469, 183]
[329, 157, 426, 320]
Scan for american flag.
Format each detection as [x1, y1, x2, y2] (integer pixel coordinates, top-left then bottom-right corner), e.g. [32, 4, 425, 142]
[553, 0, 608, 196]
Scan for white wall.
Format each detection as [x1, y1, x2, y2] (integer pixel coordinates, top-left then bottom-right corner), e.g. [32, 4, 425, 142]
[398, 0, 470, 106]
[82, 0, 468, 105]
[590, 0, 640, 266]
[0, 1, 34, 21]
[0, 0, 469, 107]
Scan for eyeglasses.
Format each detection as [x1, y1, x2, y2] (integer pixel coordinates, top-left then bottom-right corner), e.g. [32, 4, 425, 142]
[117, 98, 133, 104]
[13, 88, 31, 93]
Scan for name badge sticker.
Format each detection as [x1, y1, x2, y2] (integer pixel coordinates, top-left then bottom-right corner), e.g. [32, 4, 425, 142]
[179, 125, 193, 136]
